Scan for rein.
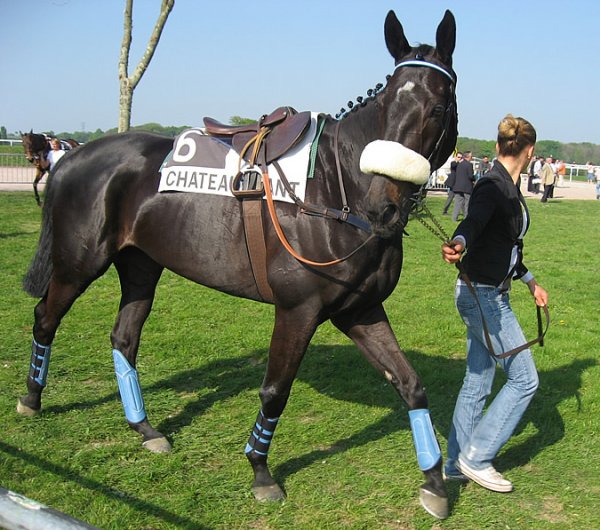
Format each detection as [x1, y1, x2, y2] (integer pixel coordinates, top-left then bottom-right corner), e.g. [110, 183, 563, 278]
[411, 196, 550, 359]
[237, 122, 376, 268]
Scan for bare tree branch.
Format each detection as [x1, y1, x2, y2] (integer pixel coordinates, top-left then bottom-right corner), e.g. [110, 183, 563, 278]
[118, 0, 175, 132]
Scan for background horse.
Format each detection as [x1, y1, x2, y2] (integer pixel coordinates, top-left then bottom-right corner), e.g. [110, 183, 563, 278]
[20, 131, 79, 206]
[18, 10, 458, 519]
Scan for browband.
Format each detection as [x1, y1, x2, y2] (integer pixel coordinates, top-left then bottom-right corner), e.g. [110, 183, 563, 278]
[395, 59, 455, 83]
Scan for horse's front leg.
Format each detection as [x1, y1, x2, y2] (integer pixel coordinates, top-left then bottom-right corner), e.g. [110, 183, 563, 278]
[32, 167, 45, 206]
[246, 305, 318, 501]
[332, 303, 448, 520]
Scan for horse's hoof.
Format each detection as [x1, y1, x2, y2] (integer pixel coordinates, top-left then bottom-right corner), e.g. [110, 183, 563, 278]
[16, 398, 40, 417]
[252, 484, 286, 502]
[142, 437, 172, 453]
[419, 487, 449, 520]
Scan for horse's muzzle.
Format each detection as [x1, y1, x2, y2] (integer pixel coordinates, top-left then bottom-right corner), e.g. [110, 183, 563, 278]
[365, 175, 415, 238]
[367, 202, 408, 238]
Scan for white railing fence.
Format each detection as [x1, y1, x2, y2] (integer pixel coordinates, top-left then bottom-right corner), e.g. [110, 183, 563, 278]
[0, 153, 39, 184]
[426, 156, 587, 190]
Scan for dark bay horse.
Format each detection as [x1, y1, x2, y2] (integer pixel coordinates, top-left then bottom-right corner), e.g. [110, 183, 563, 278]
[21, 131, 79, 206]
[18, 10, 458, 519]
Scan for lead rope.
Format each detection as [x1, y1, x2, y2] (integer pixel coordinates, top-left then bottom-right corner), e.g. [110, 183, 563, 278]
[410, 193, 549, 358]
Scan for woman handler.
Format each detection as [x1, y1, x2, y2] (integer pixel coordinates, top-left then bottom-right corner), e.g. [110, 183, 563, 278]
[441, 115, 548, 492]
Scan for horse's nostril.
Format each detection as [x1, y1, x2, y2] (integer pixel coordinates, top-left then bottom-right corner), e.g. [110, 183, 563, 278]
[382, 204, 399, 226]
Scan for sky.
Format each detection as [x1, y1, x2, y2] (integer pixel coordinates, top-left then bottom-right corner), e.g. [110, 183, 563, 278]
[2, 0, 600, 143]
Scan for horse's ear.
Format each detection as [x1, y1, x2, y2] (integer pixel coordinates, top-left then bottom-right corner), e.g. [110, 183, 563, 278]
[29, 129, 33, 134]
[384, 10, 411, 63]
[436, 10, 456, 64]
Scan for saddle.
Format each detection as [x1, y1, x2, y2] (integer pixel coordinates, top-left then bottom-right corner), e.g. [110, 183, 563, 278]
[202, 106, 312, 304]
[203, 106, 311, 165]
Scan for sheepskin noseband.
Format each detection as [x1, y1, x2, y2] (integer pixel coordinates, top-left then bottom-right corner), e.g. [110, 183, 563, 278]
[359, 140, 431, 185]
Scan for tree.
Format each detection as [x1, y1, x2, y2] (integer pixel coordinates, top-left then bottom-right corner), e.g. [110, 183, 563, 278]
[229, 116, 256, 126]
[0, 126, 7, 139]
[118, 0, 175, 133]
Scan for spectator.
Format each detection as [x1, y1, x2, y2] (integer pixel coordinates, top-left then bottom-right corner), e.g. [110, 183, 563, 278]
[532, 155, 544, 194]
[452, 151, 475, 221]
[526, 155, 537, 192]
[477, 155, 491, 180]
[595, 166, 600, 200]
[41, 138, 66, 172]
[442, 152, 462, 215]
[587, 162, 595, 183]
[540, 156, 555, 203]
[556, 159, 566, 187]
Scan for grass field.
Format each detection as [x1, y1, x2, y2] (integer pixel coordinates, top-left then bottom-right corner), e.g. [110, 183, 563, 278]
[0, 191, 599, 529]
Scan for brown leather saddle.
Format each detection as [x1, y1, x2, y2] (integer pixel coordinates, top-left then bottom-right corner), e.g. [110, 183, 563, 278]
[203, 106, 311, 165]
[201, 107, 312, 303]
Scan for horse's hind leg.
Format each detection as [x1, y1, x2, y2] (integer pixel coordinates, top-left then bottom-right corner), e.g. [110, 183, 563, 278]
[245, 306, 318, 501]
[111, 247, 170, 453]
[18, 279, 86, 415]
[332, 303, 449, 520]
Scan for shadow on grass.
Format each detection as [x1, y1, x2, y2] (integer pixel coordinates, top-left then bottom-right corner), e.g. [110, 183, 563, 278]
[34, 344, 596, 509]
[0, 230, 37, 239]
[0, 440, 210, 530]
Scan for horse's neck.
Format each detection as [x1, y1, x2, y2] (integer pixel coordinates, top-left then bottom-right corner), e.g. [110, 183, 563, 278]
[329, 106, 381, 206]
[33, 135, 49, 154]
[338, 104, 381, 147]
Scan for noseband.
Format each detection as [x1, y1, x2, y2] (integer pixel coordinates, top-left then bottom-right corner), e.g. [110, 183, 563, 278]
[394, 58, 456, 165]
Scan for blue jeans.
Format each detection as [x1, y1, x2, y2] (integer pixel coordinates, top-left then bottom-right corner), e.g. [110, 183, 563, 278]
[445, 282, 539, 473]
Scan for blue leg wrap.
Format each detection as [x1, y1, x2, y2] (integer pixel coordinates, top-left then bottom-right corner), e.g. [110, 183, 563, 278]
[112, 349, 146, 424]
[29, 340, 51, 386]
[409, 408, 441, 471]
[245, 409, 280, 457]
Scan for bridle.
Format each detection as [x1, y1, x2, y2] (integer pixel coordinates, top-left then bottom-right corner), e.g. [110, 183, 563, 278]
[243, 57, 459, 269]
[394, 57, 457, 168]
[22, 134, 49, 164]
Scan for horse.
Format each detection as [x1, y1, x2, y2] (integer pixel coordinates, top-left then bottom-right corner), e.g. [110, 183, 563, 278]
[20, 131, 79, 206]
[18, 10, 458, 519]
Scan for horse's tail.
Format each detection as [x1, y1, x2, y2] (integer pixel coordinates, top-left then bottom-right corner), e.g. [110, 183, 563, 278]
[23, 176, 56, 298]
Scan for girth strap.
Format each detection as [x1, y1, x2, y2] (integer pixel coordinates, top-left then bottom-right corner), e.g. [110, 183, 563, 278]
[241, 197, 274, 302]
[232, 128, 274, 303]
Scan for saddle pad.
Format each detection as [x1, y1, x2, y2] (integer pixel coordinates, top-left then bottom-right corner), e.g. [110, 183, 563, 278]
[158, 113, 321, 204]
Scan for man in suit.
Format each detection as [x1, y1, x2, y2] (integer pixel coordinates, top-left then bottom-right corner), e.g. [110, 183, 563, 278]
[442, 152, 462, 215]
[452, 151, 475, 221]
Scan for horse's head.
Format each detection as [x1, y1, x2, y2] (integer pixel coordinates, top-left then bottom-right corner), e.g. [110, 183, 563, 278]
[360, 10, 458, 238]
[21, 131, 48, 163]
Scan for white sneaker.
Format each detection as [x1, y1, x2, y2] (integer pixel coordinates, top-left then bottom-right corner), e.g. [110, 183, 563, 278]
[457, 457, 513, 493]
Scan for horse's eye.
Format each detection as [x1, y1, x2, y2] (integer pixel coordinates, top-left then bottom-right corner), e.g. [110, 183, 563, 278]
[431, 105, 445, 118]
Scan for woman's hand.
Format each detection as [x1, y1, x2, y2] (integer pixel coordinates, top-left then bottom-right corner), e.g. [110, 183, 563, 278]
[441, 239, 464, 264]
[527, 279, 548, 307]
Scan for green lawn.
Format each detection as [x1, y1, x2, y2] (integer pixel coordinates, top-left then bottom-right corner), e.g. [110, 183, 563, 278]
[0, 192, 598, 529]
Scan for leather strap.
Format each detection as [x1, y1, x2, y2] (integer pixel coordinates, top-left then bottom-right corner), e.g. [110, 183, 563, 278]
[242, 197, 273, 302]
[457, 263, 550, 359]
[233, 128, 274, 302]
[333, 120, 350, 220]
[271, 160, 371, 233]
